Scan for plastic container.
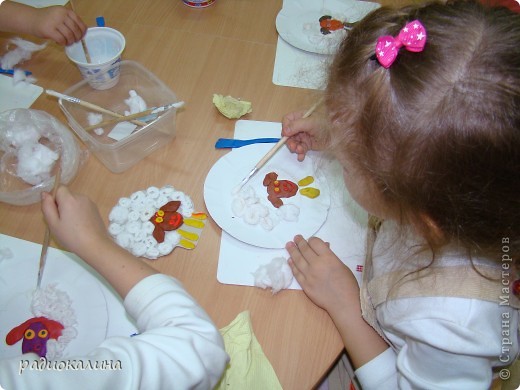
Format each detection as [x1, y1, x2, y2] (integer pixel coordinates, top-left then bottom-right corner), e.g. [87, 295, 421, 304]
[59, 60, 178, 173]
[0, 109, 81, 206]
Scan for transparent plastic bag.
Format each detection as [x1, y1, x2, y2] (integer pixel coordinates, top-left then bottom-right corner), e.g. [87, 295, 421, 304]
[0, 109, 81, 205]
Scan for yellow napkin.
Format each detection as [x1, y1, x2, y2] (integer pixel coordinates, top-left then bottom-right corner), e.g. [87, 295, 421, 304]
[212, 94, 252, 119]
[216, 311, 283, 390]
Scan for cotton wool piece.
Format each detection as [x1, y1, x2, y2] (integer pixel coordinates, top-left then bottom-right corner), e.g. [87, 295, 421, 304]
[252, 257, 294, 294]
[124, 90, 147, 115]
[16, 143, 59, 185]
[231, 185, 300, 231]
[108, 186, 195, 260]
[31, 284, 78, 359]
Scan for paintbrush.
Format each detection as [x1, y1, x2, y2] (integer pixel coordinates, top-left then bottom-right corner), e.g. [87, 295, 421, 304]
[234, 98, 324, 192]
[36, 165, 61, 288]
[69, 0, 91, 63]
[83, 101, 185, 131]
[46, 90, 147, 126]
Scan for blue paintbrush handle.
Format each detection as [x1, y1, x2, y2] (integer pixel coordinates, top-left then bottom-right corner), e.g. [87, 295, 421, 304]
[215, 137, 281, 149]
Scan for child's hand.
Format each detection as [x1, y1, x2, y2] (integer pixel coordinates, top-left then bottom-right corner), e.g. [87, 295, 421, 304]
[41, 186, 110, 259]
[31, 6, 87, 46]
[281, 110, 327, 162]
[286, 235, 360, 316]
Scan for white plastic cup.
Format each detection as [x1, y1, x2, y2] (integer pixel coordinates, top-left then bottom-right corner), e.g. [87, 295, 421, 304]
[65, 27, 126, 90]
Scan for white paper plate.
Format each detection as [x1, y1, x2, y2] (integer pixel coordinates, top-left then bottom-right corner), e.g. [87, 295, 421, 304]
[0, 238, 108, 359]
[204, 145, 330, 248]
[275, 0, 380, 55]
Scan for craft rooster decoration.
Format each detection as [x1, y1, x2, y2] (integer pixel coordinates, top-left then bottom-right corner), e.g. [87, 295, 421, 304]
[6, 316, 64, 357]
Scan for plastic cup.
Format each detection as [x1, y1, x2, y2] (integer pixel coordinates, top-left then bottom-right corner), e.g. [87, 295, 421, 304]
[182, 0, 215, 7]
[65, 27, 126, 90]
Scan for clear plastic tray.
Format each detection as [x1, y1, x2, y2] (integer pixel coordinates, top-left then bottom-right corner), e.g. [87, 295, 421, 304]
[59, 60, 178, 173]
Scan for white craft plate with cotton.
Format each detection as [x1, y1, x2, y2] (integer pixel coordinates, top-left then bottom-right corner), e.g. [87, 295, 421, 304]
[0, 234, 137, 358]
[204, 136, 330, 249]
[275, 0, 380, 55]
[215, 120, 368, 290]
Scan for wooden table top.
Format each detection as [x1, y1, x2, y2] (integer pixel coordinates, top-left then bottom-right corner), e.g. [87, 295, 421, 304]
[0, 0, 409, 388]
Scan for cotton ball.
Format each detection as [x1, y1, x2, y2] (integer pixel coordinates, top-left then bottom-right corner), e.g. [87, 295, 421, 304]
[16, 143, 59, 185]
[142, 221, 155, 234]
[115, 232, 133, 249]
[127, 210, 140, 222]
[239, 185, 256, 200]
[130, 242, 147, 257]
[278, 204, 300, 222]
[143, 236, 157, 248]
[87, 112, 103, 126]
[252, 203, 268, 218]
[124, 90, 147, 114]
[252, 257, 293, 294]
[125, 221, 141, 235]
[93, 128, 104, 136]
[133, 230, 148, 242]
[243, 206, 261, 225]
[108, 223, 123, 236]
[154, 196, 169, 209]
[160, 186, 175, 196]
[6, 125, 40, 148]
[231, 197, 246, 217]
[179, 195, 194, 217]
[260, 216, 275, 231]
[146, 186, 160, 199]
[158, 242, 174, 255]
[164, 231, 181, 247]
[145, 247, 160, 260]
[130, 190, 146, 203]
[139, 206, 155, 222]
[118, 197, 131, 208]
[109, 205, 129, 224]
[0, 37, 47, 69]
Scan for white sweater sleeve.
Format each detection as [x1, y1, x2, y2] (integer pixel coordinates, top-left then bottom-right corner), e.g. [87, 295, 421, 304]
[0, 274, 229, 390]
[355, 297, 519, 390]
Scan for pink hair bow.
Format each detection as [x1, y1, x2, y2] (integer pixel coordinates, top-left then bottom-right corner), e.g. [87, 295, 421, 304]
[375, 20, 427, 68]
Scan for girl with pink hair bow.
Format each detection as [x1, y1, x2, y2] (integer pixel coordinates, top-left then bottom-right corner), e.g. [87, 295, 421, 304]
[282, 0, 520, 388]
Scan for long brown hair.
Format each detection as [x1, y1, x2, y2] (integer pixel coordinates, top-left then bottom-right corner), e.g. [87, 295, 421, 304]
[325, 0, 520, 262]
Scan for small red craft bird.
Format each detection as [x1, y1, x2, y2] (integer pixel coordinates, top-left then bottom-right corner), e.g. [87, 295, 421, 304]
[319, 15, 354, 35]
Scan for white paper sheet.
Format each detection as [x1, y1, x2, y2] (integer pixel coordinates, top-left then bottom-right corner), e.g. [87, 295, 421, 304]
[0, 74, 43, 113]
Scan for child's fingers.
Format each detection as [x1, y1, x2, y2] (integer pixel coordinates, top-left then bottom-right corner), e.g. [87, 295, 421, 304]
[293, 235, 319, 260]
[56, 23, 76, 46]
[41, 190, 60, 227]
[306, 236, 332, 255]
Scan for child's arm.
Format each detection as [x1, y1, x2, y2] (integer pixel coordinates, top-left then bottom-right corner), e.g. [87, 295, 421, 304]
[0, 1, 86, 45]
[286, 235, 390, 368]
[41, 186, 157, 298]
[281, 109, 329, 162]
